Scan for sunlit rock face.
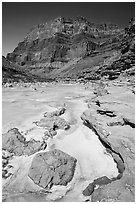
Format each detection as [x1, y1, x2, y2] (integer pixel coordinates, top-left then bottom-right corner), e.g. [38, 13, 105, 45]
[6, 16, 123, 67]
[3, 17, 134, 84]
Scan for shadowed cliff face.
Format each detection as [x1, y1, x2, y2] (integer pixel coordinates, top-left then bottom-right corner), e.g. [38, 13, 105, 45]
[4, 17, 135, 82]
[2, 56, 45, 83]
[2, 56, 31, 83]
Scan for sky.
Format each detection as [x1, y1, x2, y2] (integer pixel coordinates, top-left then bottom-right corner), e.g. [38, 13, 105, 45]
[2, 2, 135, 56]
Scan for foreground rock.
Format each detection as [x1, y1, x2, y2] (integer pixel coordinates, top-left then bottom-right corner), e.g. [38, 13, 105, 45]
[81, 110, 125, 197]
[2, 128, 47, 156]
[28, 149, 77, 189]
[35, 108, 70, 139]
[36, 116, 70, 130]
[81, 80, 135, 201]
[81, 110, 110, 139]
[43, 107, 66, 117]
[83, 176, 112, 196]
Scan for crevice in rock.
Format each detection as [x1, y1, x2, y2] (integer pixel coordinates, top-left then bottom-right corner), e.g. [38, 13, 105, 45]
[123, 117, 135, 128]
[82, 120, 125, 197]
[95, 100, 101, 107]
[83, 120, 124, 163]
[97, 109, 117, 117]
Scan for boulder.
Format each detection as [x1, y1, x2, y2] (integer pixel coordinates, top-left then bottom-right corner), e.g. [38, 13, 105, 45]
[83, 176, 112, 197]
[53, 117, 70, 130]
[93, 176, 112, 186]
[44, 107, 66, 117]
[35, 112, 70, 130]
[83, 183, 95, 196]
[28, 149, 77, 189]
[2, 128, 47, 156]
[93, 88, 109, 96]
[35, 117, 54, 128]
[43, 128, 57, 140]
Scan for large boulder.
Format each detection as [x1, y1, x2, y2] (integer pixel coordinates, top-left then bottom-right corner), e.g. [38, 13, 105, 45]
[2, 128, 47, 156]
[28, 149, 77, 189]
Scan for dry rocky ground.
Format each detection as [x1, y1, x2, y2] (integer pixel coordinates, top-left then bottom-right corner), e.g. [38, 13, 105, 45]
[2, 16, 135, 202]
[2, 75, 135, 202]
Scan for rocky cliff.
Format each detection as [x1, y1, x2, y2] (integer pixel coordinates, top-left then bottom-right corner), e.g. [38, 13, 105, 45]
[2, 56, 43, 83]
[2, 56, 31, 83]
[96, 17, 135, 80]
[4, 16, 135, 82]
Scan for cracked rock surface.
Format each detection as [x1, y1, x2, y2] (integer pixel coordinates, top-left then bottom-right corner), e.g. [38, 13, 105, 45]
[83, 79, 135, 202]
[28, 149, 77, 188]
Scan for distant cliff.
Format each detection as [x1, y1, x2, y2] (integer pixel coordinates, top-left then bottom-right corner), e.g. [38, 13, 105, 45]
[3, 16, 134, 83]
[6, 16, 123, 66]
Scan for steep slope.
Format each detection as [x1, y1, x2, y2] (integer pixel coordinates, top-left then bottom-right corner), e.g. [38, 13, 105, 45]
[2, 56, 44, 83]
[53, 17, 135, 82]
[6, 17, 124, 78]
[4, 17, 134, 82]
[97, 17, 135, 80]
